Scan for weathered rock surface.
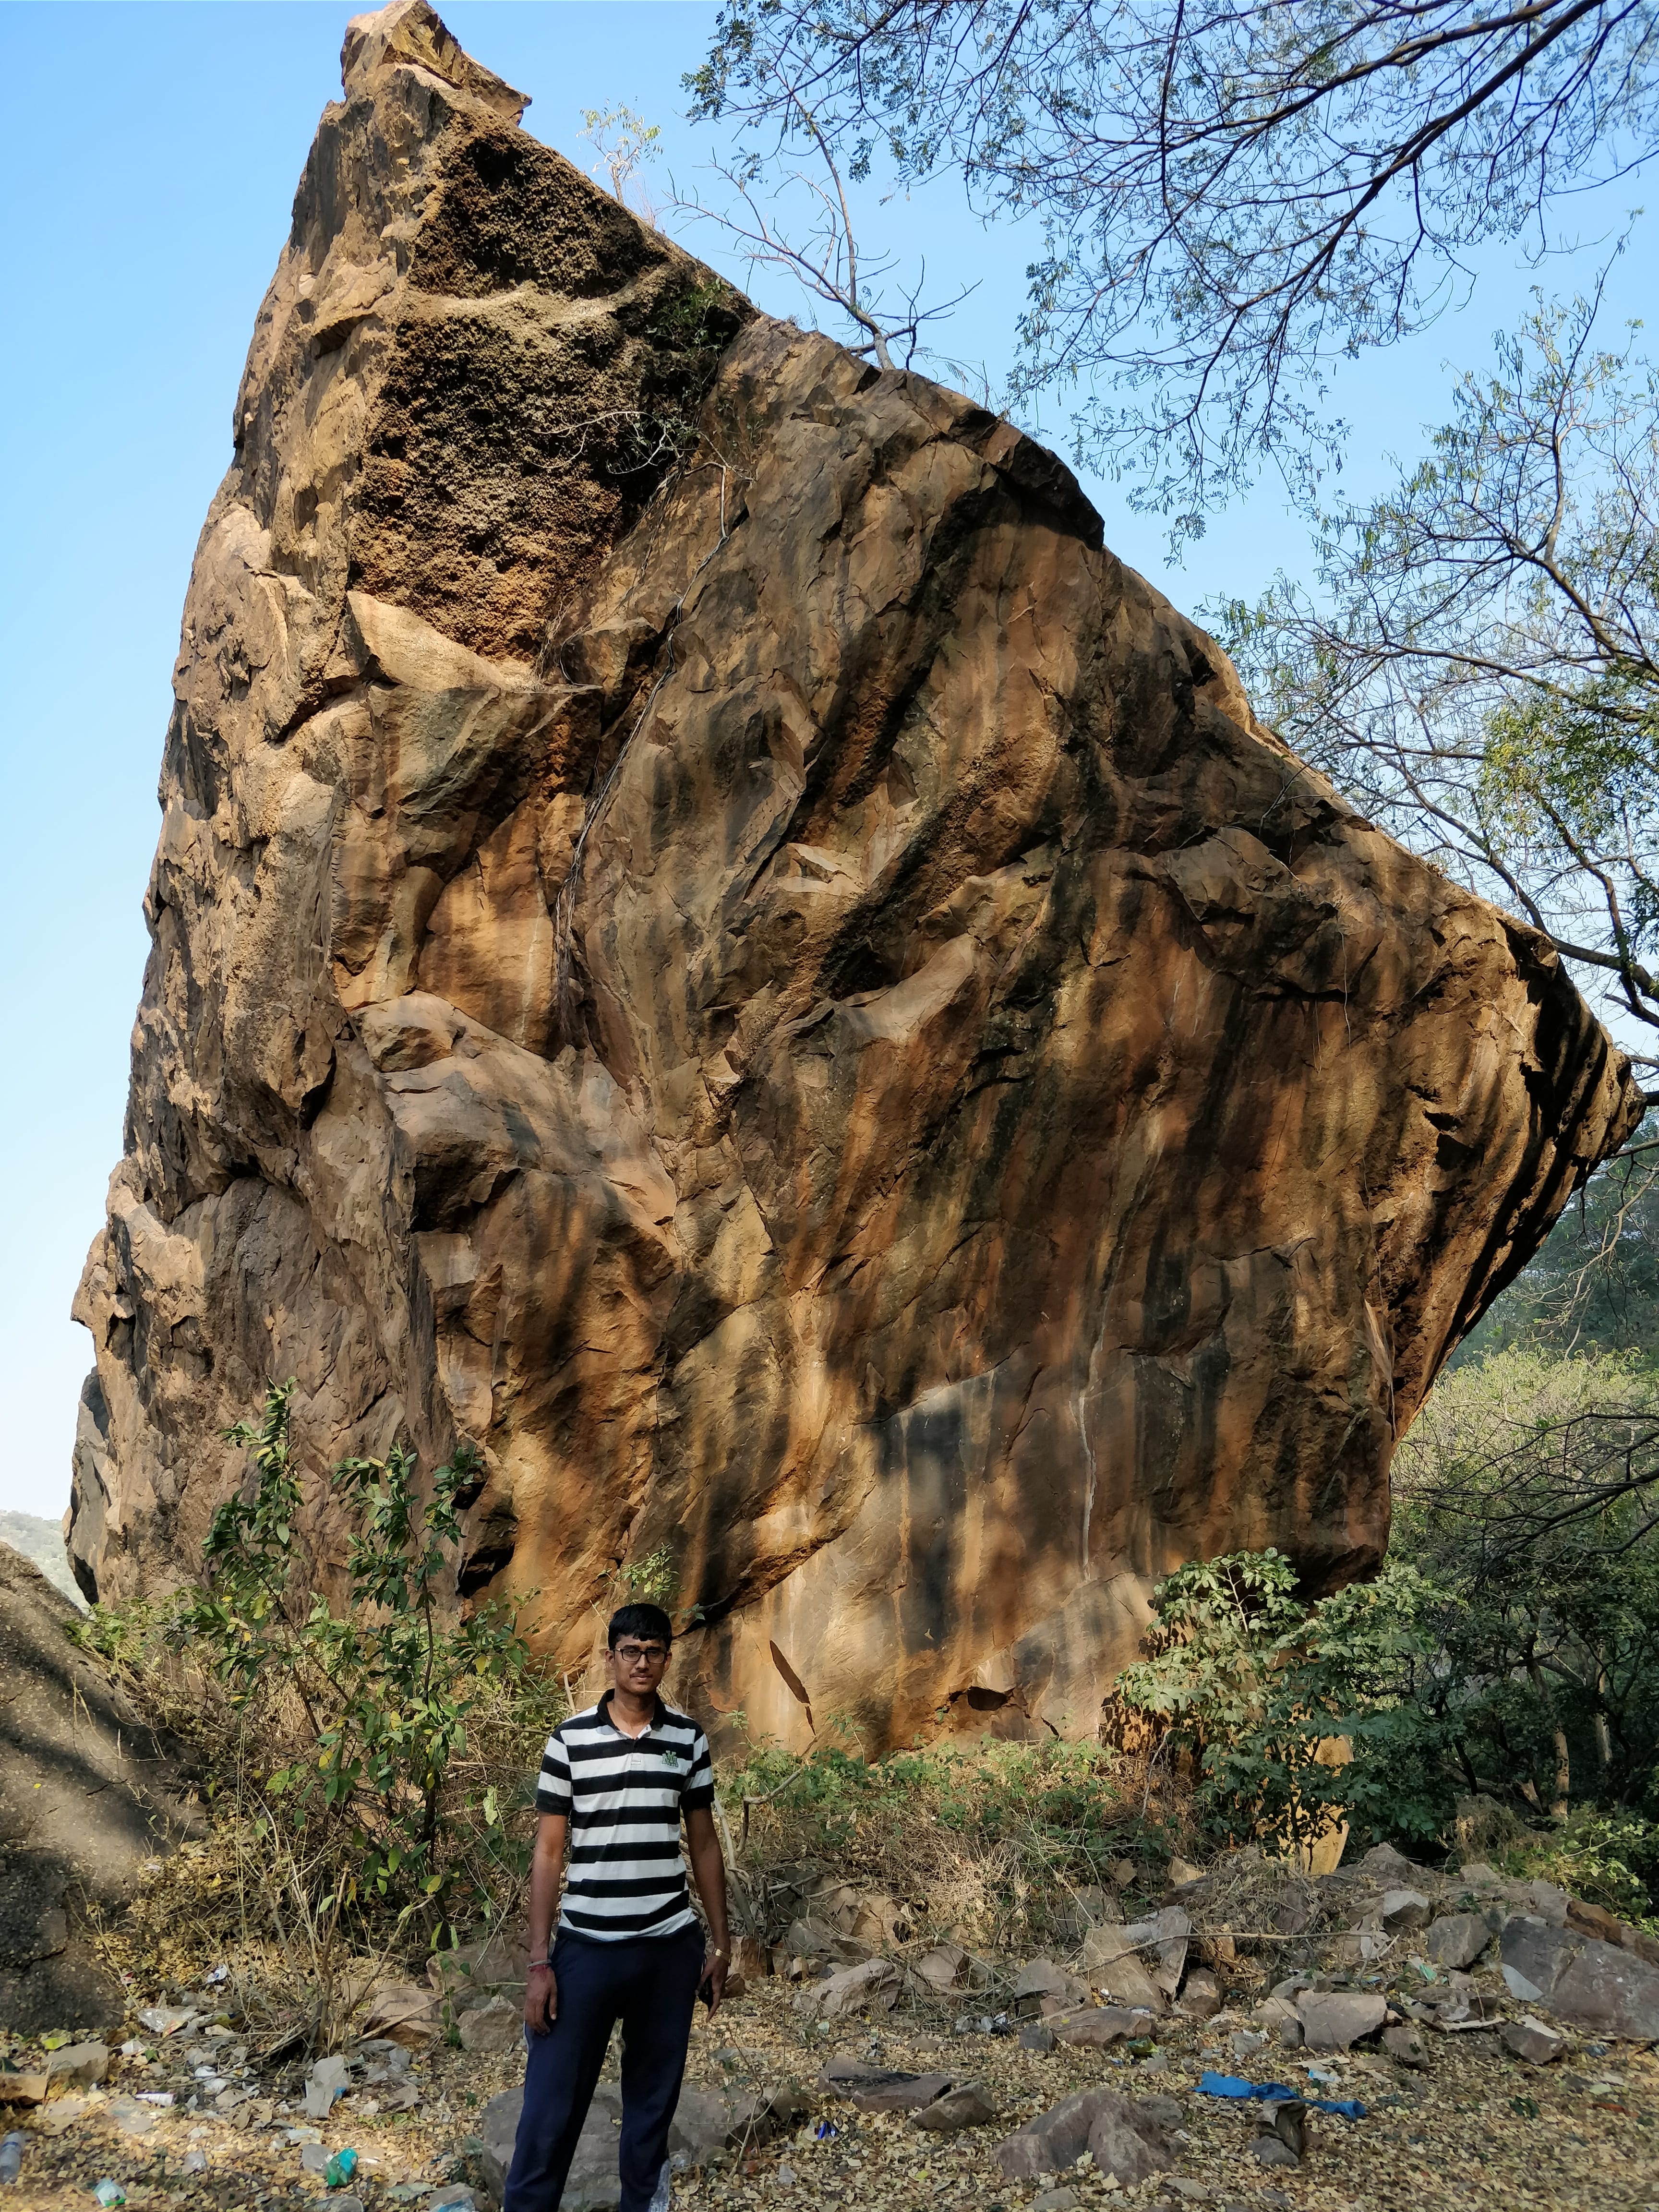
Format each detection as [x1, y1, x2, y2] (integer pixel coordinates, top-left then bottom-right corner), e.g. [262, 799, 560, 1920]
[1296, 1992, 1387, 2050]
[996, 2087, 1178, 2182]
[479, 2074, 802, 2209]
[1499, 1914, 1659, 2038]
[71, 0, 1639, 1747]
[0, 1543, 202, 2033]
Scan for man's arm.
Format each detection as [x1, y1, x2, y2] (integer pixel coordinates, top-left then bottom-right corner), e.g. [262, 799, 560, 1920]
[523, 1812, 567, 2034]
[683, 1805, 730, 2016]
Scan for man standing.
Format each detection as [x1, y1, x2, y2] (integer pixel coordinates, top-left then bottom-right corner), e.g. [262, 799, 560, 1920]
[504, 1602, 730, 2212]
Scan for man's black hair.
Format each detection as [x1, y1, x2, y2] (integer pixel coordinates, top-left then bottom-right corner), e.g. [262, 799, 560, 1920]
[608, 1601, 673, 1650]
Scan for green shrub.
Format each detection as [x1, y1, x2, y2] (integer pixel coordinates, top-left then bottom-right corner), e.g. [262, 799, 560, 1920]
[73, 1382, 563, 1945]
[1116, 1548, 1450, 1855]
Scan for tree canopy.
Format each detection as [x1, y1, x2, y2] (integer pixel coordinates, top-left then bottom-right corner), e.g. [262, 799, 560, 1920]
[1218, 283, 1659, 1056]
[691, 0, 1659, 529]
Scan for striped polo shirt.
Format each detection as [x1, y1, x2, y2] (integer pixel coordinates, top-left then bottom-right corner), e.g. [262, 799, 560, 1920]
[535, 1692, 715, 1941]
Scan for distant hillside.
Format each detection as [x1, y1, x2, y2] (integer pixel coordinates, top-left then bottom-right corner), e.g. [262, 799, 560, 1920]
[0, 1510, 86, 1609]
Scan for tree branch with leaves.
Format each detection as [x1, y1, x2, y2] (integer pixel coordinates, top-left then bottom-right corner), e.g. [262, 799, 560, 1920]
[690, 0, 1659, 529]
[1218, 280, 1659, 1076]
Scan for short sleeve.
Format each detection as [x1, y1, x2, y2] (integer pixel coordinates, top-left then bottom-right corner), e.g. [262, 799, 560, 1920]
[682, 1728, 714, 1814]
[535, 1729, 572, 1817]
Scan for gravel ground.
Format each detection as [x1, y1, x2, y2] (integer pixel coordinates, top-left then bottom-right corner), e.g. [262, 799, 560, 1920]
[4, 1973, 1658, 2212]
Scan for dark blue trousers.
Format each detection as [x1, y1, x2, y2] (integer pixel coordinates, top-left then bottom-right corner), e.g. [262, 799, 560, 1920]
[503, 1921, 704, 2212]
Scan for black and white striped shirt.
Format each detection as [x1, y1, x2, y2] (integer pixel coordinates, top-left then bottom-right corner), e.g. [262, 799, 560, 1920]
[535, 1692, 715, 1941]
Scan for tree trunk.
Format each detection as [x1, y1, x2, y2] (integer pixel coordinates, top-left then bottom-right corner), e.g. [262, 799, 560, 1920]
[1527, 1657, 1570, 1818]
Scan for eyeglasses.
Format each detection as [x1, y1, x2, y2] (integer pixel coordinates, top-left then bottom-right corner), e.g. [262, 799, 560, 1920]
[613, 1643, 669, 1666]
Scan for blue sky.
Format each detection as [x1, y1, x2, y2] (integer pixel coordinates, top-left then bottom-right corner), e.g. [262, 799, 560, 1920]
[0, 1, 1651, 1519]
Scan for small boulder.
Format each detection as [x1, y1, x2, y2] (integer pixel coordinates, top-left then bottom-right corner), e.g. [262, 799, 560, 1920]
[1019, 2024, 1056, 2053]
[1030, 2192, 1078, 2212]
[361, 1983, 441, 2049]
[911, 2084, 998, 2131]
[782, 1917, 871, 1967]
[1179, 1968, 1221, 2020]
[793, 1957, 898, 2020]
[1359, 1843, 1431, 1885]
[459, 1997, 522, 2055]
[1050, 2005, 1150, 2048]
[1382, 2022, 1429, 2070]
[479, 2087, 525, 2208]
[1566, 1899, 1622, 1943]
[1423, 1912, 1491, 1971]
[819, 2062, 953, 2114]
[43, 2044, 108, 2093]
[1080, 1925, 1164, 2010]
[1380, 1889, 1433, 1932]
[1087, 2092, 1181, 2186]
[996, 2088, 1125, 2179]
[1249, 2135, 1300, 2169]
[1501, 2016, 1564, 2064]
[427, 1932, 530, 2002]
[1499, 1915, 1659, 2038]
[1265, 2100, 1307, 2157]
[1055, 1887, 1120, 1944]
[1296, 1992, 1386, 2051]
[1013, 1959, 1084, 2008]
[914, 1944, 970, 1994]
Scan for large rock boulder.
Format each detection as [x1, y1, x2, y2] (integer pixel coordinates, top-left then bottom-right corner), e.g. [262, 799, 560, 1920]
[0, 1544, 202, 2032]
[71, 0, 1638, 1749]
[1500, 1914, 1659, 2039]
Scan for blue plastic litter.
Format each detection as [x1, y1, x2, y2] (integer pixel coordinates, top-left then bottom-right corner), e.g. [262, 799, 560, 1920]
[1196, 2070, 1367, 2120]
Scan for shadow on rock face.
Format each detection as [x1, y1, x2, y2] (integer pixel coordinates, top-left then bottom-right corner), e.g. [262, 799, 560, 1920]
[0, 1544, 204, 2033]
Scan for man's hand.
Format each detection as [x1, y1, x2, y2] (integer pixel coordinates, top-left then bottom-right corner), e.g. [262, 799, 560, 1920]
[698, 1949, 728, 2018]
[525, 1960, 558, 2036]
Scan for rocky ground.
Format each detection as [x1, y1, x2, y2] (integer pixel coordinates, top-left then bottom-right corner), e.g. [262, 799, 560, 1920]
[4, 1881, 1657, 2212]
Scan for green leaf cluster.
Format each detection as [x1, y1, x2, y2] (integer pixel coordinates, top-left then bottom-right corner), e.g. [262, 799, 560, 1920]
[78, 1382, 552, 1942]
[1117, 1549, 1447, 1857]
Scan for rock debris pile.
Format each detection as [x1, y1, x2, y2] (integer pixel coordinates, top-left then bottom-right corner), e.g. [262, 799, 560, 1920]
[8, 1836, 1657, 2211]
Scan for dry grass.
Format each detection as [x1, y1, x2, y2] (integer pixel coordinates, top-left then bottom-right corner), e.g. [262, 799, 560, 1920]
[721, 1732, 1196, 1953]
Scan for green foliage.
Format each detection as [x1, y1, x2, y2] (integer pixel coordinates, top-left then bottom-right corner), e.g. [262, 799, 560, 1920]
[1117, 1550, 1446, 1855]
[625, 277, 745, 478]
[614, 1544, 680, 1607]
[1520, 1809, 1659, 1927]
[1454, 1122, 1659, 1362]
[690, 1, 1657, 523]
[1222, 289, 1659, 1048]
[579, 104, 661, 205]
[1392, 1346, 1659, 1834]
[74, 1382, 559, 1940]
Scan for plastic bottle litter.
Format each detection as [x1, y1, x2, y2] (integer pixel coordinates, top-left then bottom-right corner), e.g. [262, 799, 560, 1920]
[0, 2135, 25, 2187]
[182, 2151, 208, 2176]
[648, 2162, 672, 2212]
[93, 2184, 127, 2208]
[325, 2149, 359, 2189]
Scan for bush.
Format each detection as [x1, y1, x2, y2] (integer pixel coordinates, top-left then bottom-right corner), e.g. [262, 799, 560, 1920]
[73, 1382, 564, 1952]
[1115, 1549, 1449, 1858]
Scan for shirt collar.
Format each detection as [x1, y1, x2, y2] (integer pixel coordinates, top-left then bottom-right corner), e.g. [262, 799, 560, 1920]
[598, 1688, 666, 1733]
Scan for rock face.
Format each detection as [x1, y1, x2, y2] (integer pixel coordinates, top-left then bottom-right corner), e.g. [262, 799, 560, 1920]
[72, 0, 1638, 1749]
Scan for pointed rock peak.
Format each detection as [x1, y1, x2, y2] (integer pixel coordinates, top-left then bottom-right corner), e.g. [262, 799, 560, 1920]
[341, 0, 529, 122]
